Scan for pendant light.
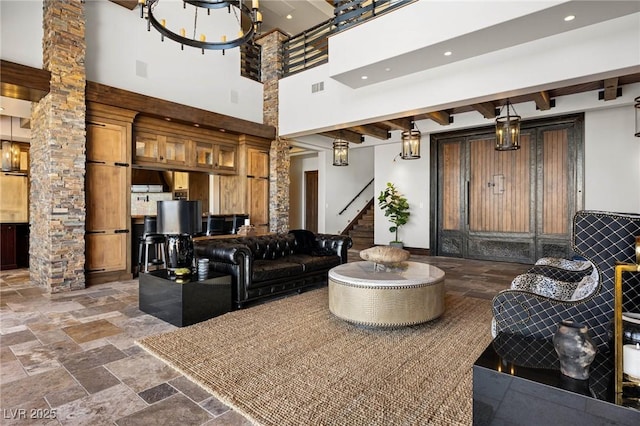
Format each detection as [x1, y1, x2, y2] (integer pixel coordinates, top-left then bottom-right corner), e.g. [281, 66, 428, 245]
[332, 136, 349, 166]
[1, 117, 20, 172]
[495, 100, 521, 151]
[401, 121, 421, 159]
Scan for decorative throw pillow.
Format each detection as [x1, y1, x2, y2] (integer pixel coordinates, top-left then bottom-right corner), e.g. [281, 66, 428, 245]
[535, 257, 592, 271]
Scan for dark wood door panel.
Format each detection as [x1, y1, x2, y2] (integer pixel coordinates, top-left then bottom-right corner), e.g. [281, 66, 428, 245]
[432, 114, 584, 264]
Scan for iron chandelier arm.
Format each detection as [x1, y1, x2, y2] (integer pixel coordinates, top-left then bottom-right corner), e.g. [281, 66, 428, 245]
[142, 0, 259, 51]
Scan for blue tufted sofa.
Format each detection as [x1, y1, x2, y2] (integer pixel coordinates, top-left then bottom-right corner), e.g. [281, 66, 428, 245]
[194, 231, 352, 308]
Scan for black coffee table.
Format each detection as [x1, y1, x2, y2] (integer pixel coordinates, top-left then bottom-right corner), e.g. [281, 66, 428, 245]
[139, 269, 232, 327]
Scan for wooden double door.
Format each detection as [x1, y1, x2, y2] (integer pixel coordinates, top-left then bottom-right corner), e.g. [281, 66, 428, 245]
[431, 114, 584, 264]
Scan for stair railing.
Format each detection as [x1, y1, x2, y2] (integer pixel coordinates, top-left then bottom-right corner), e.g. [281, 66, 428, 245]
[341, 198, 374, 237]
[339, 178, 374, 215]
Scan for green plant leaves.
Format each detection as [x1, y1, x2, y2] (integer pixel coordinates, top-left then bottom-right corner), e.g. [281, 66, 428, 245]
[378, 182, 410, 242]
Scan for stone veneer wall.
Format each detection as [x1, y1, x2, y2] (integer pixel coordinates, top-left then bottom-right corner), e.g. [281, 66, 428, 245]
[258, 31, 290, 234]
[30, 0, 86, 292]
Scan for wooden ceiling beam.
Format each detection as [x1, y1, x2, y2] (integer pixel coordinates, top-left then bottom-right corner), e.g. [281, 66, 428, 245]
[531, 91, 552, 110]
[471, 102, 498, 119]
[603, 77, 619, 101]
[321, 130, 364, 144]
[349, 124, 390, 140]
[108, 0, 138, 10]
[379, 118, 412, 131]
[0, 60, 50, 102]
[426, 111, 451, 126]
[86, 81, 276, 140]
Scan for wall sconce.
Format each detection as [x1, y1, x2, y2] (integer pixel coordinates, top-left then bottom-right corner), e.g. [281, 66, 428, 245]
[495, 100, 521, 151]
[333, 138, 349, 166]
[635, 96, 640, 137]
[401, 122, 421, 159]
[1, 117, 20, 172]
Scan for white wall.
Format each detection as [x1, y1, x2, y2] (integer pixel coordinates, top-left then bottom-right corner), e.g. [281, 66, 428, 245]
[289, 154, 319, 229]
[319, 145, 375, 234]
[374, 143, 430, 247]
[0, 1, 43, 68]
[584, 106, 640, 213]
[279, 11, 640, 137]
[0, 1, 264, 123]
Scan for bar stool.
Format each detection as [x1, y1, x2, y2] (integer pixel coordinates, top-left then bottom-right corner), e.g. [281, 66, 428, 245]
[138, 216, 167, 273]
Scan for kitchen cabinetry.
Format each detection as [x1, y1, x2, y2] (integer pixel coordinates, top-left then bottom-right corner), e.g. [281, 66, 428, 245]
[134, 117, 237, 174]
[0, 223, 29, 270]
[172, 171, 210, 211]
[247, 146, 269, 232]
[194, 140, 237, 174]
[1, 224, 17, 269]
[86, 103, 137, 284]
[218, 137, 270, 232]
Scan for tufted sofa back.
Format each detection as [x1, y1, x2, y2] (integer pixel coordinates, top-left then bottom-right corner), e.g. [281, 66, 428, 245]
[209, 234, 299, 260]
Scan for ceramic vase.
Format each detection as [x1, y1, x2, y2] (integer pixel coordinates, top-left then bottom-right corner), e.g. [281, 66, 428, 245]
[553, 320, 597, 380]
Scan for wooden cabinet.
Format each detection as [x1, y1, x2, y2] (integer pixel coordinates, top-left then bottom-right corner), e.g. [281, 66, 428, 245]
[194, 140, 237, 174]
[134, 130, 192, 167]
[217, 138, 270, 227]
[174, 171, 189, 190]
[215, 143, 237, 174]
[86, 103, 136, 284]
[134, 117, 237, 174]
[247, 147, 269, 230]
[1, 223, 29, 270]
[1, 224, 17, 269]
[173, 171, 210, 211]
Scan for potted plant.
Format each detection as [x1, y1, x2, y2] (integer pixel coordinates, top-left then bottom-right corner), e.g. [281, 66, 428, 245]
[377, 182, 410, 247]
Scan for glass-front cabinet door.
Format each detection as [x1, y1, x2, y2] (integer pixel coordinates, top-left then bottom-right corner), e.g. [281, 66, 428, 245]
[164, 135, 190, 166]
[215, 144, 237, 174]
[135, 131, 162, 163]
[195, 141, 214, 169]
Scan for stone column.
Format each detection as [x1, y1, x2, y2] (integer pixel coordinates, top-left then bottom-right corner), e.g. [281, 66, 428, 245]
[257, 31, 290, 234]
[30, 0, 86, 292]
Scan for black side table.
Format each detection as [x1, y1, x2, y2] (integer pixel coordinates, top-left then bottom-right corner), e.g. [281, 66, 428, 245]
[473, 333, 639, 425]
[139, 269, 232, 327]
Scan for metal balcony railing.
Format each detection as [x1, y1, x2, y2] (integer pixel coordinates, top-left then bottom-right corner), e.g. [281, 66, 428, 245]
[282, 0, 414, 77]
[241, 0, 413, 81]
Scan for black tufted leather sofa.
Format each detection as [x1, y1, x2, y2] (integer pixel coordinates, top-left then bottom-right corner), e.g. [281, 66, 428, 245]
[194, 231, 352, 308]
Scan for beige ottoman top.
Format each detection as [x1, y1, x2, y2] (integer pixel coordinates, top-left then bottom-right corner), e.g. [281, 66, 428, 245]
[328, 261, 444, 288]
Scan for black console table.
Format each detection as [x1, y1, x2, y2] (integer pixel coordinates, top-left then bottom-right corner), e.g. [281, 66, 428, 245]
[473, 333, 639, 425]
[139, 269, 232, 327]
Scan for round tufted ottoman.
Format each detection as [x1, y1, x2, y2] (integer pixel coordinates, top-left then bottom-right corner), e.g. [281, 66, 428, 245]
[328, 261, 445, 327]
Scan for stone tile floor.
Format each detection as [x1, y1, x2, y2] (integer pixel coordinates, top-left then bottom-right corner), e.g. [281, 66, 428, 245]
[0, 252, 530, 425]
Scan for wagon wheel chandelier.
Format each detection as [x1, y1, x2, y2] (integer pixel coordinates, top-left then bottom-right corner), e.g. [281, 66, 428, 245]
[139, 0, 262, 54]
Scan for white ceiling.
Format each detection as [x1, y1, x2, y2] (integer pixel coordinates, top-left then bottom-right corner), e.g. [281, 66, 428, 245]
[259, 0, 334, 36]
[330, 0, 640, 88]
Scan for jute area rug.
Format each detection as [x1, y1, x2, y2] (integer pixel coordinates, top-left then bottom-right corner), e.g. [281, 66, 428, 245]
[137, 288, 492, 425]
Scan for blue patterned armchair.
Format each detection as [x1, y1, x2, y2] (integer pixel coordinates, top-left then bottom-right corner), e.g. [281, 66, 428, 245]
[492, 210, 640, 351]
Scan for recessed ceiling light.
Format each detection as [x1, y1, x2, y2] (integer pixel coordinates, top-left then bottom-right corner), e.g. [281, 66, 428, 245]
[385, 67, 391, 72]
[164, 117, 171, 121]
[361, 75, 368, 80]
[193, 123, 200, 127]
[564, 15, 575, 22]
[444, 51, 452, 56]
[286, 14, 292, 20]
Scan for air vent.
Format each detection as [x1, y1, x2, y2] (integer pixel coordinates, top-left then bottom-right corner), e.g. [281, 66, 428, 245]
[311, 81, 325, 93]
